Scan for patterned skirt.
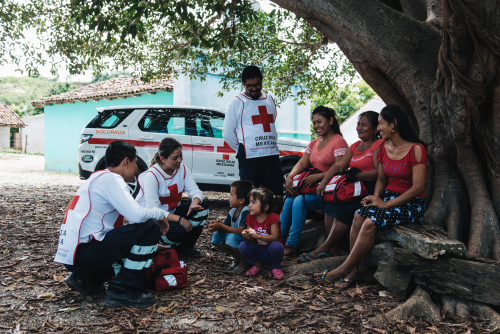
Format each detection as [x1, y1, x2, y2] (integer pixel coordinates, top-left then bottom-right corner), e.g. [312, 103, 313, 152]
[355, 190, 426, 231]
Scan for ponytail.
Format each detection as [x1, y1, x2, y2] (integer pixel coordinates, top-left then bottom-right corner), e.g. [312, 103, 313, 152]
[249, 187, 283, 214]
[150, 137, 183, 167]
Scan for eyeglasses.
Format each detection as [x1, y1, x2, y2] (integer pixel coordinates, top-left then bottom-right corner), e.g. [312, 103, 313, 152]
[244, 82, 262, 89]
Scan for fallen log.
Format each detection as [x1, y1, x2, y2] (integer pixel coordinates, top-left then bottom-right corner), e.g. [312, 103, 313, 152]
[378, 224, 468, 259]
[393, 248, 500, 306]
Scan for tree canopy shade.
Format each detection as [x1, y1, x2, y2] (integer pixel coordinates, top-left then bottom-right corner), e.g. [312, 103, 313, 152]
[2, 0, 354, 103]
[4, 0, 500, 260]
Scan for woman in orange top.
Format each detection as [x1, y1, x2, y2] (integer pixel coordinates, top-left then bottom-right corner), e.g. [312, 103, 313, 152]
[281, 106, 348, 256]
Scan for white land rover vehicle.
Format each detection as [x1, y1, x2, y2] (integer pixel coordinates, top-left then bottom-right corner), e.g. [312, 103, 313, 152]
[78, 105, 309, 196]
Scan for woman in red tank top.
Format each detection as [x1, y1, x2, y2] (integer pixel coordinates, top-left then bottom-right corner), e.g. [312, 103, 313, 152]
[312, 105, 427, 288]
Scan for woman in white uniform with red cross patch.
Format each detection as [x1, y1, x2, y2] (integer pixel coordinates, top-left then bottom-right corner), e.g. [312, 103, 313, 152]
[135, 138, 209, 257]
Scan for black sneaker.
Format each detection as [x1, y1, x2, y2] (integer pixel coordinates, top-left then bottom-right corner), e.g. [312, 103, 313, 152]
[176, 247, 201, 257]
[65, 273, 106, 296]
[104, 280, 156, 308]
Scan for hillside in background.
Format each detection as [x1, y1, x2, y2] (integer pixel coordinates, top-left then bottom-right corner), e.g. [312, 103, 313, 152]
[0, 76, 79, 117]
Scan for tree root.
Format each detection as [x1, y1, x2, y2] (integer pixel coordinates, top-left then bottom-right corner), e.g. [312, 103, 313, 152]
[369, 286, 441, 324]
[282, 255, 348, 274]
[442, 295, 500, 327]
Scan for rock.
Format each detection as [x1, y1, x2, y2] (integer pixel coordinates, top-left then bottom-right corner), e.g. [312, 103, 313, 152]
[393, 248, 500, 306]
[296, 219, 326, 253]
[378, 224, 468, 259]
[373, 261, 414, 298]
[361, 242, 394, 267]
[370, 286, 441, 324]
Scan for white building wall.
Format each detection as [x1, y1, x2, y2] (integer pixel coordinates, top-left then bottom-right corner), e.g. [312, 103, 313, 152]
[0, 126, 10, 148]
[173, 73, 312, 140]
[21, 114, 45, 153]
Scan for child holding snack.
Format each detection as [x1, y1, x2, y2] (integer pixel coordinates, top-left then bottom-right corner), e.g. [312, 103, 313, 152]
[240, 187, 285, 279]
[209, 180, 254, 273]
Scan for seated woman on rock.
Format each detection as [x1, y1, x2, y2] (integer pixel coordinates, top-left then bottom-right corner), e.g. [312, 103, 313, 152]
[301, 111, 383, 262]
[281, 106, 348, 256]
[311, 104, 428, 288]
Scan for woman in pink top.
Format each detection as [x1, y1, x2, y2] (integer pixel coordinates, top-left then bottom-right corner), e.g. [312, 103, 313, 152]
[312, 105, 427, 288]
[281, 106, 348, 256]
[301, 111, 383, 262]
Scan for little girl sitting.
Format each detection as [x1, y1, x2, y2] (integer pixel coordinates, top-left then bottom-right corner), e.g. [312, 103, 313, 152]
[240, 187, 285, 279]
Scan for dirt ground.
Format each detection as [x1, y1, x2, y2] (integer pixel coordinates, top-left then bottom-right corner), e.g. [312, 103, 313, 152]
[0, 152, 494, 333]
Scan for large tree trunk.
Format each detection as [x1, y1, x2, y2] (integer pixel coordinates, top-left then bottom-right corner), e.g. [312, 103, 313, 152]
[271, 0, 500, 260]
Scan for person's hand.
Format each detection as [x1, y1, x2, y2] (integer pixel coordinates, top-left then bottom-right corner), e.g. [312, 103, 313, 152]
[361, 195, 387, 209]
[285, 175, 296, 196]
[302, 174, 321, 188]
[187, 202, 204, 216]
[316, 182, 327, 198]
[242, 229, 254, 240]
[158, 220, 170, 236]
[208, 221, 222, 233]
[180, 218, 193, 232]
[247, 227, 258, 238]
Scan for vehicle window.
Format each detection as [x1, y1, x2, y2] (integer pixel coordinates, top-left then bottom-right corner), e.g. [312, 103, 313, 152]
[86, 110, 131, 128]
[193, 110, 225, 138]
[138, 109, 188, 135]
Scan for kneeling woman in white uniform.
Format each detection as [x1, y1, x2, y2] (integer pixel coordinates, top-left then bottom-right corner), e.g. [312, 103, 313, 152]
[135, 138, 209, 257]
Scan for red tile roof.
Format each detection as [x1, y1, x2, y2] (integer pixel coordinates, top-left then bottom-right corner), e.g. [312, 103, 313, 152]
[0, 104, 26, 127]
[31, 76, 174, 107]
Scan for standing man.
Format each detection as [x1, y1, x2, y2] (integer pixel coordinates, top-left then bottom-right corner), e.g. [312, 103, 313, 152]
[55, 141, 170, 308]
[223, 65, 283, 201]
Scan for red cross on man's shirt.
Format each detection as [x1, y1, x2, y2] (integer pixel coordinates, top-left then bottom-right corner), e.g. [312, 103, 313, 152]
[252, 106, 275, 133]
[62, 196, 80, 224]
[160, 184, 183, 209]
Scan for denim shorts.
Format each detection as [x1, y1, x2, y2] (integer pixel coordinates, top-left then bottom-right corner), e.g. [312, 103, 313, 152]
[211, 232, 245, 249]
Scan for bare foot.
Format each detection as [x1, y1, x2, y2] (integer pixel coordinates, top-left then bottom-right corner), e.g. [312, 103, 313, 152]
[283, 246, 298, 256]
[312, 266, 350, 285]
[334, 266, 359, 289]
[329, 244, 341, 257]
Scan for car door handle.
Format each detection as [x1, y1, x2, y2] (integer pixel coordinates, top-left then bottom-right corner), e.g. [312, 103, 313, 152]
[194, 141, 211, 145]
[138, 136, 154, 140]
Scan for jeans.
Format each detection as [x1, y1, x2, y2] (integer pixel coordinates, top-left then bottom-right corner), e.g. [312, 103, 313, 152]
[211, 232, 245, 249]
[280, 194, 324, 248]
[239, 241, 284, 269]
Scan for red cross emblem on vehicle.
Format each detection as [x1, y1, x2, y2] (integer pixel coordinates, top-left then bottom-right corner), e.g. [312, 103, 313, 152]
[160, 184, 183, 209]
[252, 106, 274, 133]
[62, 196, 80, 224]
[216, 141, 236, 160]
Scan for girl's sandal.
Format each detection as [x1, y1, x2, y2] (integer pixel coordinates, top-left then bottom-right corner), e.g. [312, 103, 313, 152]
[272, 268, 284, 280]
[246, 266, 263, 276]
[310, 270, 335, 286]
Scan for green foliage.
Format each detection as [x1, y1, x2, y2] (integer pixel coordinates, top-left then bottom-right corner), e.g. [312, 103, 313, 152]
[0, 76, 76, 116]
[312, 81, 376, 123]
[2, 0, 357, 104]
[91, 71, 131, 83]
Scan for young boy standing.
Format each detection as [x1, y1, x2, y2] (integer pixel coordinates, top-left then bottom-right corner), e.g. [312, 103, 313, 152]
[209, 180, 253, 273]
